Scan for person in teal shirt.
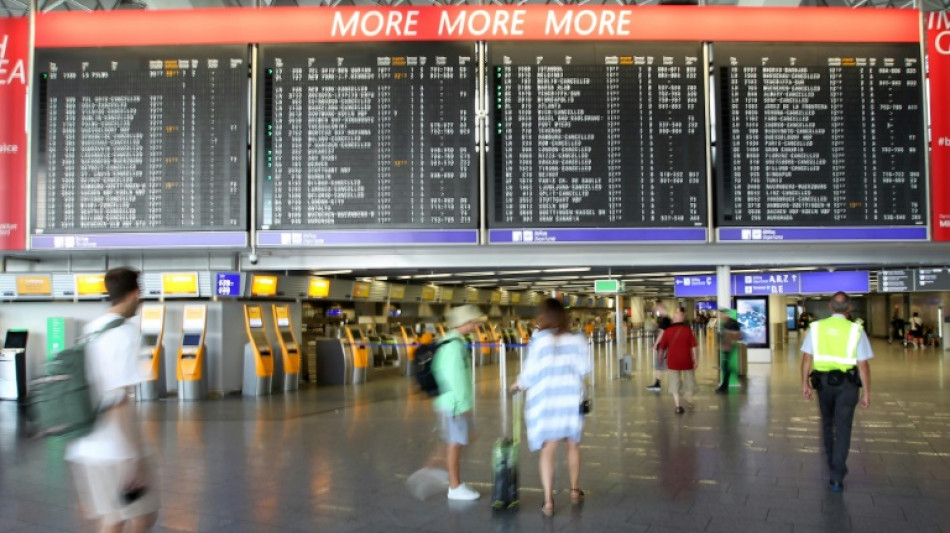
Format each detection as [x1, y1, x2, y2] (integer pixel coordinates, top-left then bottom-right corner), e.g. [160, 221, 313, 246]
[433, 304, 483, 501]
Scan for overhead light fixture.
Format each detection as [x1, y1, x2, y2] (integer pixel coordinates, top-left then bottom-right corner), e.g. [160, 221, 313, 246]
[501, 269, 543, 275]
[396, 275, 413, 280]
[455, 271, 497, 277]
[543, 267, 592, 273]
[415, 273, 452, 279]
[311, 270, 352, 276]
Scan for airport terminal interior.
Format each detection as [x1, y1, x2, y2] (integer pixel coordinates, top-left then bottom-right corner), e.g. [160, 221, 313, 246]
[4, 0, 950, 532]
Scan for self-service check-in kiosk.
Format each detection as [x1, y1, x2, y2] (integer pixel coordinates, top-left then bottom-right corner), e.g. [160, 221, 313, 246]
[272, 305, 300, 392]
[137, 305, 167, 401]
[0, 330, 28, 401]
[243, 305, 274, 396]
[398, 325, 416, 376]
[344, 326, 369, 384]
[177, 305, 207, 401]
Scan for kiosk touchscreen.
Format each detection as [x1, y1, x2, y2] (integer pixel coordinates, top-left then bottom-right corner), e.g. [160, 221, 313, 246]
[343, 325, 369, 384]
[0, 330, 28, 401]
[271, 305, 300, 392]
[243, 305, 274, 396]
[137, 305, 167, 401]
[177, 305, 207, 401]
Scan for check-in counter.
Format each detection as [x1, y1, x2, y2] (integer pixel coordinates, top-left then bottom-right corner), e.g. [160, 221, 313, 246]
[344, 326, 369, 384]
[397, 326, 417, 376]
[314, 337, 349, 386]
[137, 304, 167, 401]
[272, 305, 300, 392]
[243, 304, 274, 396]
[474, 324, 493, 366]
[177, 304, 207, 401]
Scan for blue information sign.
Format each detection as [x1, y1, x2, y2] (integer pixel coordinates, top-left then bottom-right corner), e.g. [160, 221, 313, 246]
[800, 271, 869, 295]
[215, 272, 242, 297]
[733, 273, 800, 295]
[673, 276, 719, 298]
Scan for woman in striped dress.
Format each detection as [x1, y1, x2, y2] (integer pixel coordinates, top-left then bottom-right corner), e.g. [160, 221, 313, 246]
[512, 298, 591, 515]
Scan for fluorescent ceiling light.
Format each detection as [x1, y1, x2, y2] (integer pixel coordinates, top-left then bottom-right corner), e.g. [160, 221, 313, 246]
[415, 273, 452, 279]
[312, 270, 352, 276]
[396, 275, 413, 280]
[543, 267, 592, 273]
[455, 271, 497, 277]
[501, 269, 543, 275]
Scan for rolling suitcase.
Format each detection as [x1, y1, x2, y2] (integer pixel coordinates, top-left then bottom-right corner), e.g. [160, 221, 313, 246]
[491, 391, 522, 510]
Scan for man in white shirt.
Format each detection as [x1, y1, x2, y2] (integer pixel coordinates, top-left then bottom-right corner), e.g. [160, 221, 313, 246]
[67, 267, 158, 532]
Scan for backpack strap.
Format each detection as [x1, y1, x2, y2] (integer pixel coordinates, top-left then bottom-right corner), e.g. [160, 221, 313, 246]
[80, 317, 126, 344]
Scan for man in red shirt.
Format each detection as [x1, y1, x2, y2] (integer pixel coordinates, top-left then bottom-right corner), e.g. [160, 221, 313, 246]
[656, 310, 698, 414]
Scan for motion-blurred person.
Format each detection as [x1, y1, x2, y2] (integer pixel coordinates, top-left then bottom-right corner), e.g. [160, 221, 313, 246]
[66, 267, 159, 533]
[647, 304, 672, 392]
[801, 291, 872, 492]
[889, 309, 905, 345]
[656, 311, 698, 414]
[908, 312, 923, 349]
[433, 304, 484, 501]
[715, 309, 742, 394]
[512, 298, 591, 516]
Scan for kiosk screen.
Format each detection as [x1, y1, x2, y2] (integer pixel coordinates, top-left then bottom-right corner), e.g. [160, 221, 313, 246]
[280, 331, 296, 345]
[181, 333, 202, 346]
[251, 331, 270, 352]
[142, 334, 159, 347]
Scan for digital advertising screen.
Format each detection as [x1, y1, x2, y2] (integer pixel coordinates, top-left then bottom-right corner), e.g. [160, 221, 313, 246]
[735, 297, 769, 348]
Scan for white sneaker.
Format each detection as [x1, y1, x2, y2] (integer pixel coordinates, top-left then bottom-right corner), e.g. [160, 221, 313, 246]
[447, 483, 481, 501]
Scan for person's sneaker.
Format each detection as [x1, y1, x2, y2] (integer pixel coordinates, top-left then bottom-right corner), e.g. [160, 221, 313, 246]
[646, 380, 661, 392]
[448, 484, 481, 501]
[829, 480, 844, 493]
[714, 386, 728, 394]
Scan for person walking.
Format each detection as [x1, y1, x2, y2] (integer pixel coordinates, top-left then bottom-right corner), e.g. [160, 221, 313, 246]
[908, 312, 923, 349]
[888, 309, 905, 345]
[647, 305, 671, 392]
[66, 267, 160, 533]
[432, 304, 484, 501]
[715, 309, 742, 394]
[800, 291, 872, 493]
[511, 298, 591, 516]
[656, 311, 698, 414]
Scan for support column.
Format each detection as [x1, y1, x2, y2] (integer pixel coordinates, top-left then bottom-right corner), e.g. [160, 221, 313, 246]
[615, 294, 624, 357]
[716, 266, 739, 387]
[716, 266, 731, 311]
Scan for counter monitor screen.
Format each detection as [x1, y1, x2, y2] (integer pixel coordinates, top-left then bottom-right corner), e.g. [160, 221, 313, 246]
[326, 308, 343, 319]
[142, 334, 159, 347]
[33, 47, 249, 238]
[489, 42, 707, 232]
[3, 330, 28, 350]
[181, 333, 202, 347]
[258, 43, 478, 231]
[714, 43, 926, 231]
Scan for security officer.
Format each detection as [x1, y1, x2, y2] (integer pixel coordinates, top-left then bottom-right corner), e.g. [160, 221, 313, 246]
[800, 291, 872, 493]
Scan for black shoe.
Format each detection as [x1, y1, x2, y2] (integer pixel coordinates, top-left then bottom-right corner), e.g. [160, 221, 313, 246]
[715, 386, 728, 394]
[829, 480, 844, 493]
[675, 406, 685, 414]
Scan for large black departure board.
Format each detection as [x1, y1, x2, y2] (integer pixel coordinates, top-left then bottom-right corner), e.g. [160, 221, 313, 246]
[487, 42, 708, 244]
[32, 47, 249, 248]
[257, 42, 478, 245]
[714, 43, 927, 239]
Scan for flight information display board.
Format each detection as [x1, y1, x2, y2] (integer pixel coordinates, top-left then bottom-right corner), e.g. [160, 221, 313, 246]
[879, 269, 915, 292]
[32, 46, 249, 249]
[488, 42, 708, 244]
[917, 268, 950, 292]
[257, 42, 479, 247]
[715, 43, 927, 242]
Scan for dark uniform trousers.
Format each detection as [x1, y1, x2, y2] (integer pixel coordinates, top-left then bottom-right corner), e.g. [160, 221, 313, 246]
[817, 373, 860, 483]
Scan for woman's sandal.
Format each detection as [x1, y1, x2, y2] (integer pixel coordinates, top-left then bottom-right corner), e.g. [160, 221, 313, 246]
[541, 502, 555, 516]
[570, 489, 585, 503]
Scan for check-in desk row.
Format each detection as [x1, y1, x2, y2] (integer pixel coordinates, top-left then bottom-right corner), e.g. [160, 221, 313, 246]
[136, 303, 302, 400]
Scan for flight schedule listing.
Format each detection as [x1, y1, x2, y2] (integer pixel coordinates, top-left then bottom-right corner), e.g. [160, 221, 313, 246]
[33, 46, 249, 236]
[715, 43, 926, 229]
[259, 43, 478, 231]
[489, 42, 707, 231]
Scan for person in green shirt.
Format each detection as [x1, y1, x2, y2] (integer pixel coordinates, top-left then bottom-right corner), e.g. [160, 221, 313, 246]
[433, 304, 484, 501]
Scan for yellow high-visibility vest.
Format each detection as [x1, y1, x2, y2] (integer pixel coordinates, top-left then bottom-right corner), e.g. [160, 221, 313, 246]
[812, 316, 861, 372]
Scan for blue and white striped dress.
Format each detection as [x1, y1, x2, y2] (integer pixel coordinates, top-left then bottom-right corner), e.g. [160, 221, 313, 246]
[516, 329, 591, 452]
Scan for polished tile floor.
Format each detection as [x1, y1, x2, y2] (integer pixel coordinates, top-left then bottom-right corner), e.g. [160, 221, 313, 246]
[3, 333, 950, 532]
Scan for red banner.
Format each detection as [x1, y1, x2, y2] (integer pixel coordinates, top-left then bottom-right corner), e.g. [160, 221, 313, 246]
[930, 12, 950, 241]
[37, 6, 919, 47]
[0, 18, 27, 252]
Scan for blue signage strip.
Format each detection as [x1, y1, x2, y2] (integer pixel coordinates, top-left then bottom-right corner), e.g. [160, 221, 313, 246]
[257, 229, 478, 247]
[733, 273, 800, 295]
[800, 271, 869, 294]
[718, 226, 927, 242]
[32, 232, 248, 250]
[490, 228, 707, 244]
[215, 272, 243, 297]
[673, 275, 720, 298]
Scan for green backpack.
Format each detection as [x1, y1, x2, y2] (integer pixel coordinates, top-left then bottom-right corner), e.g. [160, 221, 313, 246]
[29, 318, 125, 439]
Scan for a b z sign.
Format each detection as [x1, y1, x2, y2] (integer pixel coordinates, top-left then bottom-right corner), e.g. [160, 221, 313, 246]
[929, 12, 950, 241]
[0, 19, 27, 251]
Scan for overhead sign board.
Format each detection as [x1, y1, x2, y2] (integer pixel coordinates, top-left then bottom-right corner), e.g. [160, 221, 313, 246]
[352, 281, 371, 299]
[879, 270, 915, 293]
[250, 275, 278, 297]
[308, 278, 331, 298]
[733, 273, 800, 295]
[673, 275, 718, 298]
[917, 268, 950, 292]
[16, 275, 51, 296]
[421, 285, 437, 302]
[389, 284, 406, 300]
[161, 272, 199, 297]
[799, 271, 869, 295]
[594, 279, 623, 294]
[74, 274, 107, 297]
[215, 272, 243, 297]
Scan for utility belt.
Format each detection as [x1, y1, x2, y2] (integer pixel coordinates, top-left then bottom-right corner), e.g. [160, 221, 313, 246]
[809, 368, 861, 391]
